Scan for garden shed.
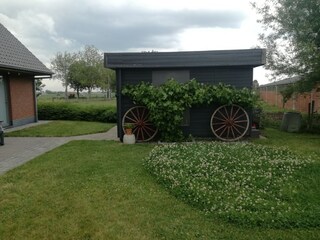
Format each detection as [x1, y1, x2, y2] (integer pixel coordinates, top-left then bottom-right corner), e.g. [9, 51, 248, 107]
[104, 49, 266, 141]
[0, 23, 52, 128]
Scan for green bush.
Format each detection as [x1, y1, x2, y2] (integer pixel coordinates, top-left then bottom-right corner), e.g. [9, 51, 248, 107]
[301, 113, 320, 133]
[38, 102, 117, 122]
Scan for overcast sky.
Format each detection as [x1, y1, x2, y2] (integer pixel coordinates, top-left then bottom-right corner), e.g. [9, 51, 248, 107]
[0, 0, 269, 91]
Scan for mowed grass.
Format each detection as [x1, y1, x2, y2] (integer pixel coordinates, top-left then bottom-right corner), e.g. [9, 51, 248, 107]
[0, 140, 319, 239]
[5, 121, 115, 137]
[253, 128, 320, 156]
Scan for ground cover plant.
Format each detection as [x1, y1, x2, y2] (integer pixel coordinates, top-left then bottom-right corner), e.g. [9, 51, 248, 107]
[145, 142, 319, 228]
[5, 121, 115, 137]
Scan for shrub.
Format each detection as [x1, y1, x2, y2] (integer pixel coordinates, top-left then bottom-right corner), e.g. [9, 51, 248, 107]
[260, 112, 284, 129]
[302, 113, 320, 134]
[38, 102, 117, 123]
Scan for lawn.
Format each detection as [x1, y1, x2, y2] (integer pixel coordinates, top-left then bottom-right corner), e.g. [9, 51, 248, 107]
[253, 128, 320, 156]
[5, 121, 115, 137]
[0, 130, 319, 239]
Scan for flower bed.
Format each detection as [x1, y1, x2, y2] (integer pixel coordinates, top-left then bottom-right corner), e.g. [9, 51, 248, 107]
[144, 142, 317, 228]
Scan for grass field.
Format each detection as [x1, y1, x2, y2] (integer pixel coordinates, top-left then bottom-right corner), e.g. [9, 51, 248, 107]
[38, 97, 116, 107]
[0, 130, 319, 239]
[38, 92, 116, 105]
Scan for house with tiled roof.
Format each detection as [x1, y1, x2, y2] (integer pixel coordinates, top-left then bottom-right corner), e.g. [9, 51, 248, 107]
[0, 23, 52, 127]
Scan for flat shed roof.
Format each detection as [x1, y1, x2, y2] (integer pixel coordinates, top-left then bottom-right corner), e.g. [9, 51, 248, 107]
[105, 49, 266, 69]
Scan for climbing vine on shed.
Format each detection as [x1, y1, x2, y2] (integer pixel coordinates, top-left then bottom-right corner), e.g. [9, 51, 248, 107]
[122, 79, 257, 142]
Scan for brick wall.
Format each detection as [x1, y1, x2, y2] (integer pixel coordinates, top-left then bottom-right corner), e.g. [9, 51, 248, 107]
[259, 87, 320, 113]
[8, 75, 35, 121]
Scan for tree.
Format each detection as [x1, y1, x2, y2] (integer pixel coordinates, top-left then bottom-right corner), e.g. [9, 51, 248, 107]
[50, 51, 77, 99]
[52, 45, 116, 99]
[68, 45, 116, 98]
[68, 61, 87, 98]
[253, 0, 320, 91]
[99, 66, 116, 99]
[77, 45, 103, 97]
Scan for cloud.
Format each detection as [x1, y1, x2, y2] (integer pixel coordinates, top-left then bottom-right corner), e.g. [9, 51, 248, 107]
[1, 0, 246, 53]
[1, 0, 265, 90]
[54, 7, 245, 51]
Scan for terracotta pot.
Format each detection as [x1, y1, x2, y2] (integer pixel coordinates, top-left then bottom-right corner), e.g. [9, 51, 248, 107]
[125, 128, 133, 135]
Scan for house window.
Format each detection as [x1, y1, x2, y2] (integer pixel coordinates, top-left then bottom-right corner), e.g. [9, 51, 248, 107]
[152, 70, 190, 86]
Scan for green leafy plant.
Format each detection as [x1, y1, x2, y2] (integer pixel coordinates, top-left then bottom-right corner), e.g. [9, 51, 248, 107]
[123, 123, 135, 129]
[122, 79, 257, 142]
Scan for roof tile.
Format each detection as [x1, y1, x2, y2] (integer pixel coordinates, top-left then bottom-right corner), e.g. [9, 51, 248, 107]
[0, 23, 52, 75]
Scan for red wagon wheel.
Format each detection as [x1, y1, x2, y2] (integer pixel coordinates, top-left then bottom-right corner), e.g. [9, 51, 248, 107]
[210, 104, 249, 141]
[122, 106, 158, 142]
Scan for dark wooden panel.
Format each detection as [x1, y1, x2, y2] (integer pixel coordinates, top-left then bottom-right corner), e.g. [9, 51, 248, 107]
[214, 68, 253, 88]
[187, 105, 217, 137]
[190, 67, 253, 88]
[122, 69, 152, 85]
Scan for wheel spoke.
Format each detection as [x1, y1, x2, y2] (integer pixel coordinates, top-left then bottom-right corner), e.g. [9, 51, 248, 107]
[141, 127, 145, 141]
[218, 125, 228, 137]
[234, 113, 246, 121]
[233, 107, 241, 118]
[143, 127, 153, 138]
[215, 124, 228, 133]
[212, 116, 228, 122]
[224, 106, 230, 120]
[234, 120, 248, 123]
[230, 127, 236, 139]
[233, 123, 247, 129]
[141, 107, 146, 121]
[217, 109, 228, 121]
[125, 116, 137, 123]
[130, 110, 139, 122]
[226, 126, 231, 139]
[232, 125, 243, 135]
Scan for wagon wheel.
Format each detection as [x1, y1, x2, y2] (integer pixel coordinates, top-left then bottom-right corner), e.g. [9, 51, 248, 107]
[122, 106, 158, 142]
[210, 104, 249, 141]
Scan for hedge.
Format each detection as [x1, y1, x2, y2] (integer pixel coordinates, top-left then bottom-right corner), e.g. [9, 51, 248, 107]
[38, 102, 117, 123]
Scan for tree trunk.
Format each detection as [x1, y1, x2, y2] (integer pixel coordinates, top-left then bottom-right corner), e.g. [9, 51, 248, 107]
[88, 88, 91, 99]
[65, 84, 68, 101]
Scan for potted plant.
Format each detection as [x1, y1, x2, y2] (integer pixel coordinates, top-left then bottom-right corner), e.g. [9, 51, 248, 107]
[124, 123, 135, 135]
[123, 123, 136, 144]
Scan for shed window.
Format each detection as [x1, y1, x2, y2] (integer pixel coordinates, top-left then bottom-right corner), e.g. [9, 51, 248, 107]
[152, 70, 190, 86]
